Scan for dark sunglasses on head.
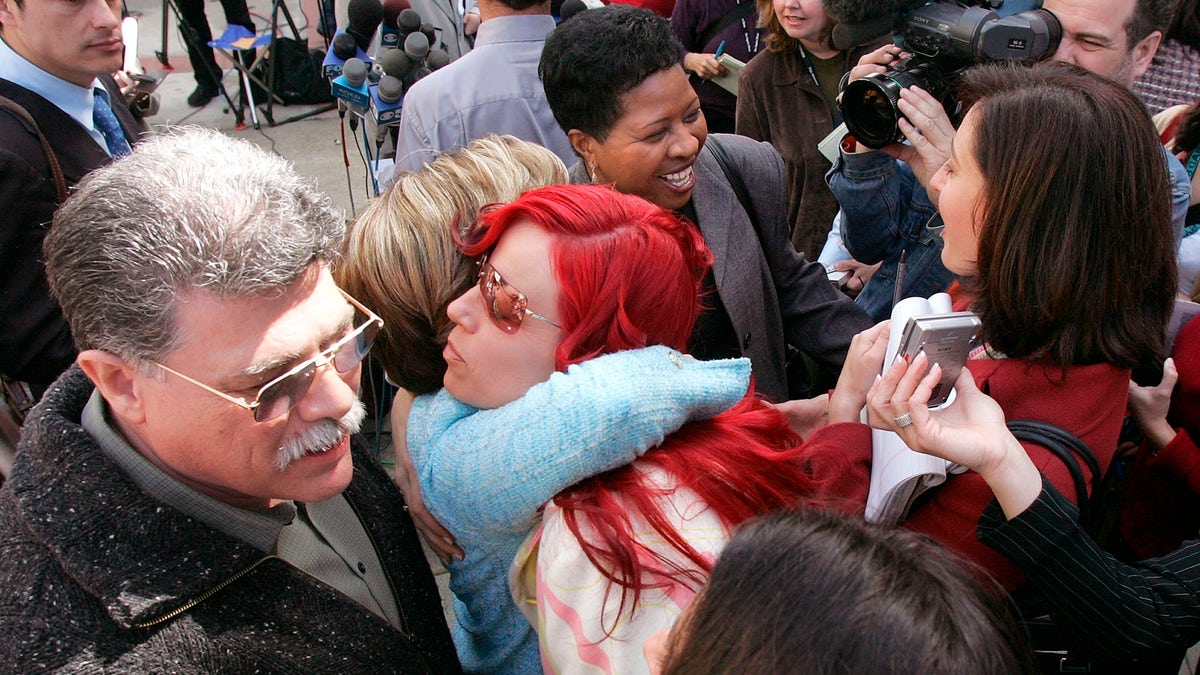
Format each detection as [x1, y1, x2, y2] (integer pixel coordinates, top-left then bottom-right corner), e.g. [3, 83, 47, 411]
[476, 254, 561, 334]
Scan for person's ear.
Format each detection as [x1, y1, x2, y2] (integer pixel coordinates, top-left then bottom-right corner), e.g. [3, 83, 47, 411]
[76, 350, 150, 425]
[0, 0, 18, 26]
[568, 129, 597, 166]
[569, 129, 604, 181]
[1127, 30, 1162, 81]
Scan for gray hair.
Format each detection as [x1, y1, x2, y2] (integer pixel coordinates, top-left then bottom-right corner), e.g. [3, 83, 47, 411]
[44, 126, 346, 363]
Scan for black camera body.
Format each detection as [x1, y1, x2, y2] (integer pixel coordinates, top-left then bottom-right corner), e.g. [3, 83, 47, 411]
[841, 0, 1061, 149]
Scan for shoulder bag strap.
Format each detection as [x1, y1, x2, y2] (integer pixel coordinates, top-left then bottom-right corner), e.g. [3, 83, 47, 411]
[1007, 418, 1101, 526]
[0, 95, 67, 203]
[706, 135, 757, 233]
[696, 1, 756, 54]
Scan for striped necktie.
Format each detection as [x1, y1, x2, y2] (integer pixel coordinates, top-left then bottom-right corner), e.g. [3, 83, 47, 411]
[92, 88, 131, 158]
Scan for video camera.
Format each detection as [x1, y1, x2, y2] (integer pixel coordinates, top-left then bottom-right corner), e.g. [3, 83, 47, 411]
[840, 0, 1061, 148]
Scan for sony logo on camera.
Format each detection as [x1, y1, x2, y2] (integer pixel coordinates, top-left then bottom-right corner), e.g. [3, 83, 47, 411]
[840, 0, 1062, 149]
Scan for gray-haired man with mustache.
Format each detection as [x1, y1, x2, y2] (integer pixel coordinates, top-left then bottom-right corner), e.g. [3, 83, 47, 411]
[0, 127, 461, 672]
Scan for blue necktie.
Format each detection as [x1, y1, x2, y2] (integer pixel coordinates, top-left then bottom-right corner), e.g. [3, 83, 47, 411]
[92, 89, 131, 158]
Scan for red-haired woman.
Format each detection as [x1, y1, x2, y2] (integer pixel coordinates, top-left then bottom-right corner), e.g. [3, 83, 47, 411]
[437, 183, 858, 674]
[410, 182, 860, 674]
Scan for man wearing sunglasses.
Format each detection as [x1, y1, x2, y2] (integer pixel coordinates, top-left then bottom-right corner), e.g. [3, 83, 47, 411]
[0, 128, 460, 672]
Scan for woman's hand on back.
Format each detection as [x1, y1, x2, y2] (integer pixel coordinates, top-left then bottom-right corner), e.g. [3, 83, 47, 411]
[391, 391, 464, 564]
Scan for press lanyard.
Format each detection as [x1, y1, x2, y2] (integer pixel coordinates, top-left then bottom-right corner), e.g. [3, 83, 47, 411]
[800, 48, 841, 125]
[1185, 146, 1199, 237]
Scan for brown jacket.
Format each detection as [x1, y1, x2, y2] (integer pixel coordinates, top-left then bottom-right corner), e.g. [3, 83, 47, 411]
[736, 39, 887, 257]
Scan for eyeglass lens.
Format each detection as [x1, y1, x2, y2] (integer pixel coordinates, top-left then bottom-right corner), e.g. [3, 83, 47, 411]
[479, 262, 526, 333]
[253, 320, 381, 422]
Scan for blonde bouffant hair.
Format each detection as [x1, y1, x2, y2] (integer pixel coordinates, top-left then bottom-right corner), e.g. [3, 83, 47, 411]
[336, 135, 568, 393]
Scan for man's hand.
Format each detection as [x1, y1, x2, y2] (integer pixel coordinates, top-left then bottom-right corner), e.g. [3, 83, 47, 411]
[683, 52, 726, 79]
[844, 44, 904, 86]
[463, 11, 481, 36]
[390, 391, 464, 564]
[832, 258, 881, 296]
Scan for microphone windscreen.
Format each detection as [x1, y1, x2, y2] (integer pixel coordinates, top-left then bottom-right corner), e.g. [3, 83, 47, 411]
[332, 31, 358, 59]
[823, 0, 893, 24]
[342, 57, 368, 86]
[378, 75, 404, 103]
[380, 47, 415, 78]
[411, 66, 432, 83]
[426, 48, 450, 70]
[398, 8, 422, 32]
[403, 31, 430, 60]
[559, 0, 587, 21]
[346, 0, 385, 50]
[382, 0, 411, 28]
[420, 22, 437, 44]
[831, 15, 894, 51]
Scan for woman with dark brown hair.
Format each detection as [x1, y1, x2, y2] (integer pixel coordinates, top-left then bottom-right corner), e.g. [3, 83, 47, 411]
[646, 508, 1033, 675]
[856, 61, 1184, 672]
[801, 60, 1177, 591]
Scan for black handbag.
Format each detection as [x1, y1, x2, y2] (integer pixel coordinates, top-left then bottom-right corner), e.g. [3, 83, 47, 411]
[1005, 420, 1185, 675]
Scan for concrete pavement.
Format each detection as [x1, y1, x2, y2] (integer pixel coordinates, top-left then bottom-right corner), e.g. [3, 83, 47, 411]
[126, 0, 373, 219]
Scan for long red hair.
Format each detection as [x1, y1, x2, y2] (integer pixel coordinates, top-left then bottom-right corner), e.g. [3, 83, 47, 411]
[464, 184, 814, 617]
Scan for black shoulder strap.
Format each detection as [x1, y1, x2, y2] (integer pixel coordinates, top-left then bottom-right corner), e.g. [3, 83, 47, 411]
[696, 1, 756, 54]
[1007, 419, 1102, 526]
[0, 95, 67, 203]
[708, 135, 769, 262]
[707, 135, 753, 225]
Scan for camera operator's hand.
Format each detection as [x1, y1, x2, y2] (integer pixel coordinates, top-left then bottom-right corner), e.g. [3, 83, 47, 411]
[881, 86, 955, 199]
[684, 52, 726, 80]
[844, 44, 904, 89]
[832, 257, 881, 297]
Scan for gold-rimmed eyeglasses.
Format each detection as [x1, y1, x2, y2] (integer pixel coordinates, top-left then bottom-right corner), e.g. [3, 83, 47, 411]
[152, 290, 383, 423]
[476, 254, 561, 334]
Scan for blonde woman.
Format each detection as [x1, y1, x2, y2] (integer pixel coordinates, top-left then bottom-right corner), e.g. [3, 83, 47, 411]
[335, 139, 746, 672]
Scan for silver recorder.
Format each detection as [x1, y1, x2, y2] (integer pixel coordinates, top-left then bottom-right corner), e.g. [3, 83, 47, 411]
[895, 311, 983, 407]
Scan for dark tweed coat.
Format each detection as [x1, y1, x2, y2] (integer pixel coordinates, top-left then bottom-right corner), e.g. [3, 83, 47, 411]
[0, 366, 461, 674]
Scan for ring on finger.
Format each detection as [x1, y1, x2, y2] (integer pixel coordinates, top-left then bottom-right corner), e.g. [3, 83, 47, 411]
[893, 412, 913, 428]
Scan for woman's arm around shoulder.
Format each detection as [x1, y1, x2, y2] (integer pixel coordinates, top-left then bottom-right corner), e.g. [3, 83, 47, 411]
[408, 347, 751, 535]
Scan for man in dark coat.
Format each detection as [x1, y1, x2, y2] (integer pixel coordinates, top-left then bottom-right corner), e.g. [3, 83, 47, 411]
[0, 127, 461, 673]
[0, 0, 140, 405]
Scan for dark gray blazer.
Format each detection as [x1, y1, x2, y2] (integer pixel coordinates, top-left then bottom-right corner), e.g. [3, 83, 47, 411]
[572, 133, 871, 401]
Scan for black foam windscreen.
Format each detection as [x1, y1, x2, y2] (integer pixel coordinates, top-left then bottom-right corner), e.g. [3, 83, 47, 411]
[346, 0, 385, 51]
[559, 0, 587, 21]
[332, 31, 358, 59]
[397, 8, 423, 33]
